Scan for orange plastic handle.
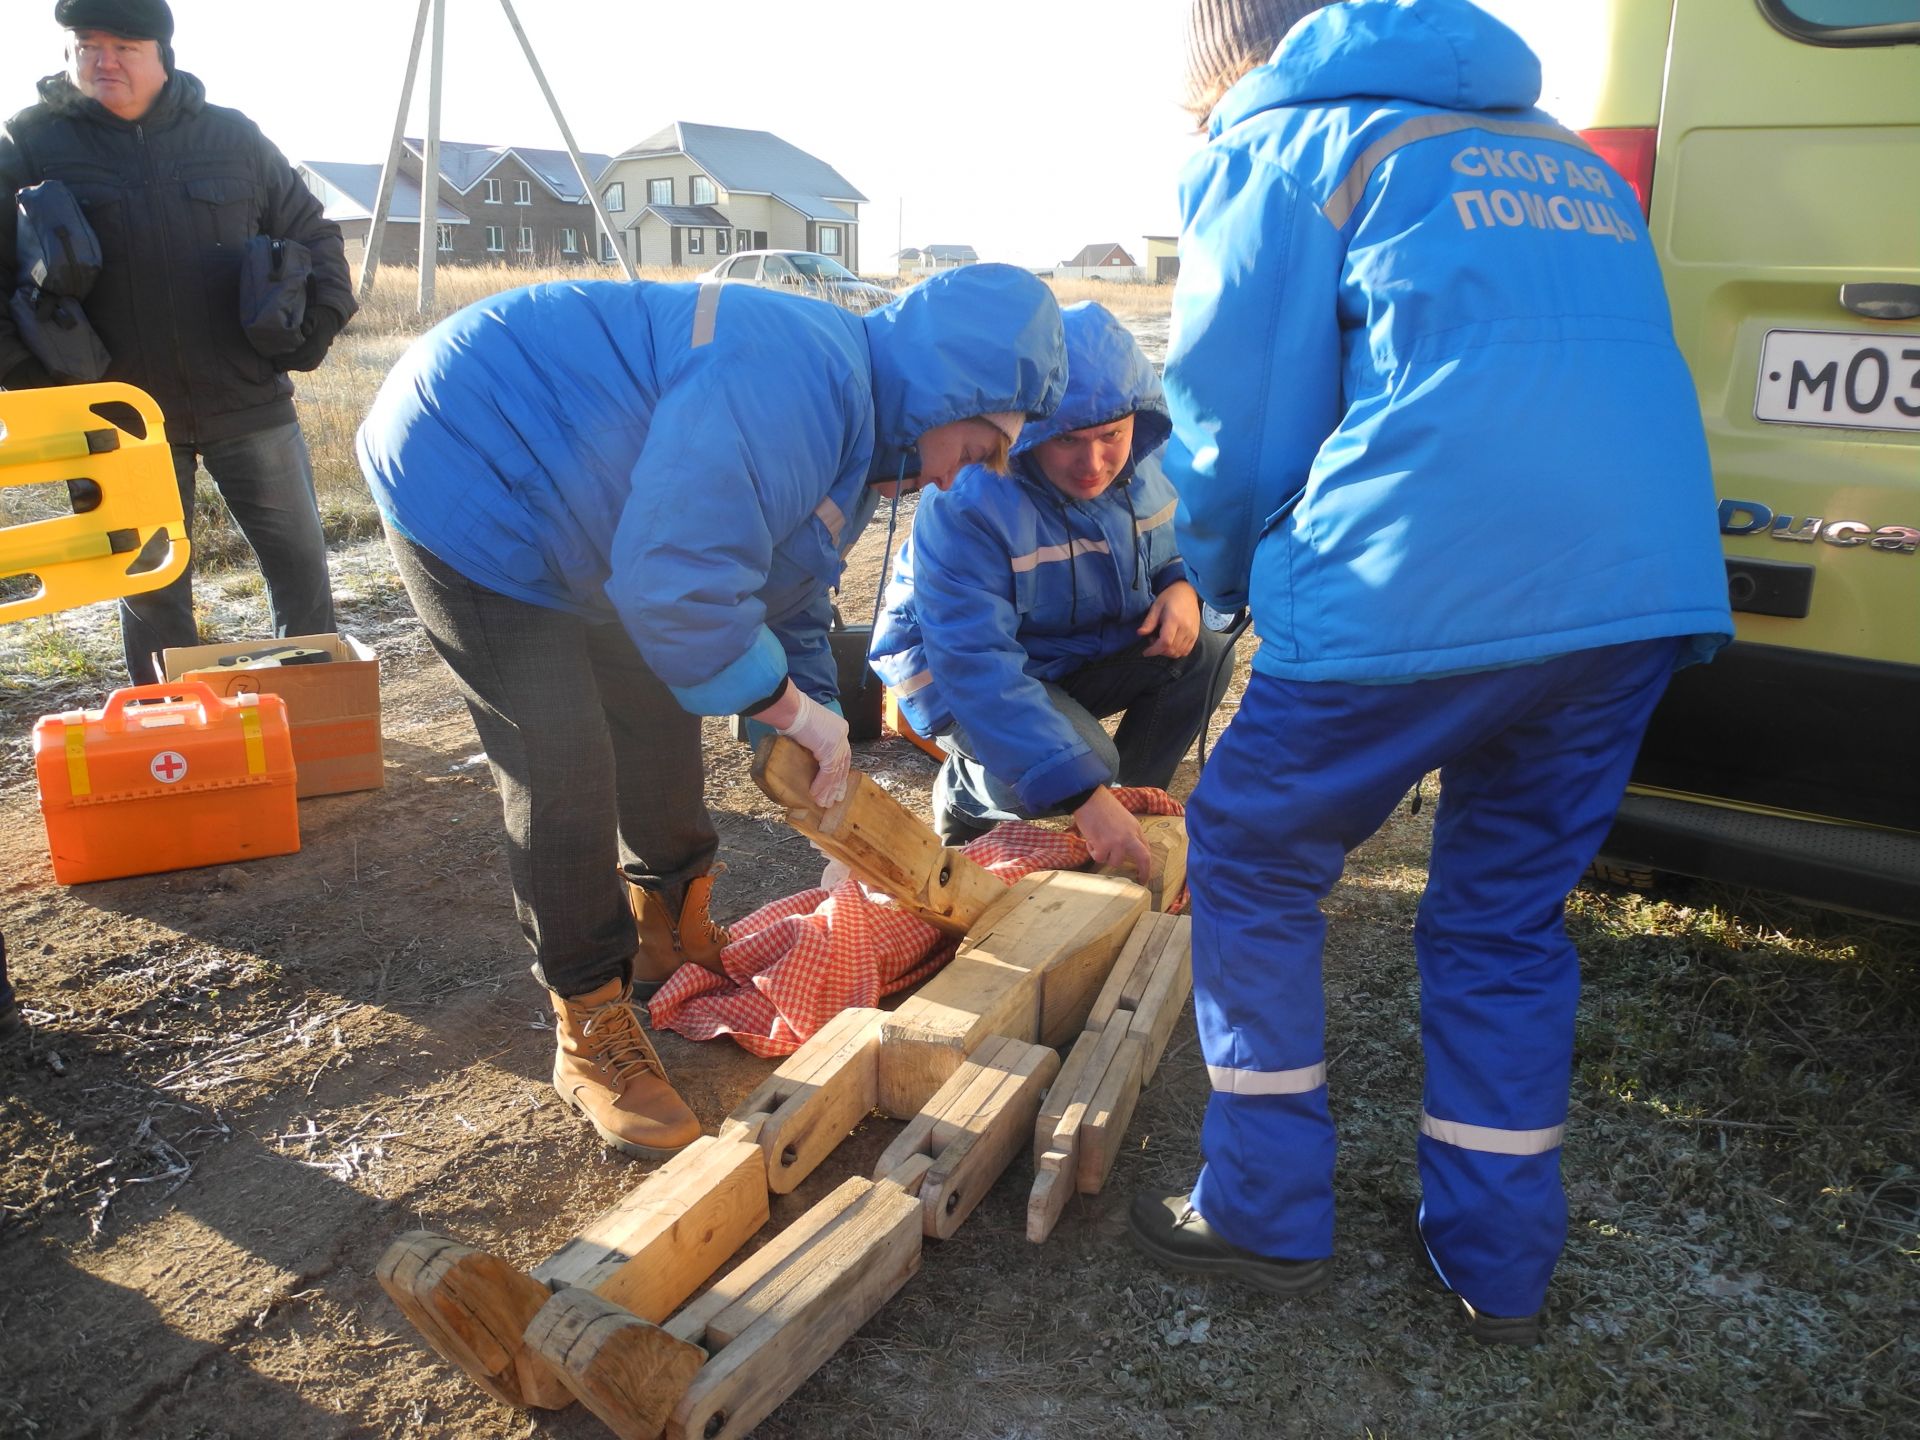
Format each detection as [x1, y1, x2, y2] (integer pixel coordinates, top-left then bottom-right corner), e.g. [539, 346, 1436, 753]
[99, 680, 226, 732]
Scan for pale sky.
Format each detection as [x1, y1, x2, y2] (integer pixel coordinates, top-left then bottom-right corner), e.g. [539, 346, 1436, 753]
[2, 1, 1593, 274]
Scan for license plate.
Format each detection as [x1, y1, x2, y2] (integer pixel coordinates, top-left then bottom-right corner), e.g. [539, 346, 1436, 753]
[1754, 329, 1920, 432]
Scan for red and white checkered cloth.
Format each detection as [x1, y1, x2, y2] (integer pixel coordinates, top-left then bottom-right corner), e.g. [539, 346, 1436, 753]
[648, 788, 1182, 1057]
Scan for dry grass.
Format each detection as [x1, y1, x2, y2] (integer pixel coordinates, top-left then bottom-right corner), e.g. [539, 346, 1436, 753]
[1045, 277, 1175, 316]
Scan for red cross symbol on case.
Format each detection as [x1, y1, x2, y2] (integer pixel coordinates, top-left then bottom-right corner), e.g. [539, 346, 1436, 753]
[150, 750, 189, 784]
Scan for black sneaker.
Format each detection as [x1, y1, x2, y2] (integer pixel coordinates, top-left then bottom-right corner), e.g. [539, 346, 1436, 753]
[1407, 1204, 1544, 1346]
[1128, 1190, 1332, 1298]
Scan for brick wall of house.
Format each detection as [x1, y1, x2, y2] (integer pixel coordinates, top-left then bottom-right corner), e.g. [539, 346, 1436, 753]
[334, 150, 611, 270]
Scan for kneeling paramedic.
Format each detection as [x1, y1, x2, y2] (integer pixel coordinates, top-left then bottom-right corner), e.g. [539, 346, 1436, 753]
[1129, 0, 1733, 1341]
[870, 302, 1234, 880]
[357, 267, 1064, 1159]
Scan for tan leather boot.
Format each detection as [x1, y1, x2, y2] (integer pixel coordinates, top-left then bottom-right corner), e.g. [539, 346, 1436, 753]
[626, 866, 731, 991]
[549, 977, 701, 1159]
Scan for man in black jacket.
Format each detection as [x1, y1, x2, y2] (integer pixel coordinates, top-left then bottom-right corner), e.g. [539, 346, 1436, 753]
[0, 0, 356, 682]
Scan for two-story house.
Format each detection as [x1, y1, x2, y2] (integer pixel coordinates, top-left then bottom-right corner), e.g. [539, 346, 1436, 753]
[595, 123, 866, 272]
[895, 244, 978, 280]
[300, 138, 614, 270]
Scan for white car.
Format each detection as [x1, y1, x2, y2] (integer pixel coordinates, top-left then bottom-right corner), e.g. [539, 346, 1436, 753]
[703, 250, 896, 314]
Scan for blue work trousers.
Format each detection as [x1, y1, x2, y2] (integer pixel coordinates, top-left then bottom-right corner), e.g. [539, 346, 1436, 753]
[935, 626, 1235, 825]
[1186, 638, 1679, 1318]
[120, 420, 334, 683]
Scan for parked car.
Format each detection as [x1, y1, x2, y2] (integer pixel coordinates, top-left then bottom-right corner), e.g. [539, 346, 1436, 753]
[703, 250, 896, 314]
[1499, 0, 1920, 919]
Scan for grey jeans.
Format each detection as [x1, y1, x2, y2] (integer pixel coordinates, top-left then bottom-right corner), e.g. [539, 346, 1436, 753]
[387, 529, 718, 998]
[120, 420, 335, 683]
[935, 626, 1237, 827]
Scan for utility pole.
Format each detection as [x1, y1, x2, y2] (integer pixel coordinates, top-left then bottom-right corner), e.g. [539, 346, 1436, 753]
[416, 0, 446, 314]
[360, 0, 632, 315]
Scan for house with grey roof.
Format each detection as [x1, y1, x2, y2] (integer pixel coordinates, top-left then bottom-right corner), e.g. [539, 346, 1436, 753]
[299, 138, 614, 271]
[596, 122, 867, 272]
[895, 243, 978, 279]
[1054, 242, 1144, 283]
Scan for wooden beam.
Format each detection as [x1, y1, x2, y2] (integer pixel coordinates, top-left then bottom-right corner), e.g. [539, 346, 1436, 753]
[1126, 915, 1194, 1083]
[1074, 1033, 1147, 1194]
[667, 1177, 924, 1440]
[663, 1176, 870, 1348]
[752, 736, 1003, 935]
[532, 1133, 770, 1322]
[524, 1287, 704, 1440]
[918, 1039, 1060, 1239]
[724, 1006, 883, 1194]
[1027, 873, 1151, 1048]
[376, 1231, 573, 1410]
[877, 871, 1146, 1116]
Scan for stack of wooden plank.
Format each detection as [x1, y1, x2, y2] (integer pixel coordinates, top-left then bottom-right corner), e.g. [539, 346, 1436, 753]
[378, 738, 1195, 1439]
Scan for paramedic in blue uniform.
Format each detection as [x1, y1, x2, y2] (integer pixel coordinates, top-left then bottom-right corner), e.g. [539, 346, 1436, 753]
[870, 301, 1233, 877]
[357, 267, 1064, 1162]
[1127, 0, 1733, 1343]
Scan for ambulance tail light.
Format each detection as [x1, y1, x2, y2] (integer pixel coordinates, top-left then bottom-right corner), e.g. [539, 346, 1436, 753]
[1579, 127, 1657, 217]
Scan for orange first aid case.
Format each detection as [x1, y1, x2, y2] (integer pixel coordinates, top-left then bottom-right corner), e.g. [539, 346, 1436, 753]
[33, 681, 300, 884]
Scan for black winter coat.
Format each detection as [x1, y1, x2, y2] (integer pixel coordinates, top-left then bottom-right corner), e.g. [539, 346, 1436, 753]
[0, 72, 355, 443]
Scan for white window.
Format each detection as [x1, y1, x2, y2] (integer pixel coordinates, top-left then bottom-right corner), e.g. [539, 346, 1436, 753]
[517, 225, 533, 252]
[485, 224, 504, 252]
[483, 178, 501, 204]
[818, 227, 841, 256]
[648, 177, 672, 206]
[603, 182, 624, 213]
[599, 231, 616, 263]
[736, 229, 750, 251]
[436, 224, 454, 251]
[715, 228, 730, 255]
[691, 175, 716, 206]
[515, 179, 531, 205]
[687, 228, 703, 255]
[560, 227, 578, 254]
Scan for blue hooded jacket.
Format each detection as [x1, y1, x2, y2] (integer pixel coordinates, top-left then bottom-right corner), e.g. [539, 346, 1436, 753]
[870, 302, 1188, 812]
[1165, 0, 1732, 683]
[357, 266, 1066, 714]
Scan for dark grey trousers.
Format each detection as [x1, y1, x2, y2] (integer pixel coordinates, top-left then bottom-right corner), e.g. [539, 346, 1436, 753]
[121, 421, 334, 684]
[388, 529, 718, 997]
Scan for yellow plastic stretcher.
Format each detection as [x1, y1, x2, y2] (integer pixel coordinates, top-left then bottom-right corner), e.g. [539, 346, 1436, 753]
[0, 381, 188, 624]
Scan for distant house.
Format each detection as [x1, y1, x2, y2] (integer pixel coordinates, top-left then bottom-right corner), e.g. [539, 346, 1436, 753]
[300, 138, 613, 270]
[1055, 242, 1144, 283]
[1143, 235, 1179, 284]
[596, 122, 866, 271]
[897, 243, 977, 279]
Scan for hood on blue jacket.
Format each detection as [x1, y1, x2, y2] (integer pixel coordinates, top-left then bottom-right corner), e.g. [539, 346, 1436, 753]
[1011, 302, 1171, 472]
[1212, 0, 1541, 136]
[862, 263, 1067, 479]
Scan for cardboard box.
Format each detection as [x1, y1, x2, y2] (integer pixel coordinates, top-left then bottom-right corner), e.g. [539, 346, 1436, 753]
[164, 632, 383, 798]
[34, 682, 299, 884]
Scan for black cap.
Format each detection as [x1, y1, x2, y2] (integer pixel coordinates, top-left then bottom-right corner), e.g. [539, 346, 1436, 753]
[54, 0, 174, 43]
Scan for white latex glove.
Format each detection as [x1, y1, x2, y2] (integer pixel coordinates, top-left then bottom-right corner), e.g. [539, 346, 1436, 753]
[774, 688, 852, 807]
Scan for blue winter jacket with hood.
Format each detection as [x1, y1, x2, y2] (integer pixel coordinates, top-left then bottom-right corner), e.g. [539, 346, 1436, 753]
[1165, 0, 1732, 683]
[870, 302, 1189, 813]
[357, 266, 1065, 715]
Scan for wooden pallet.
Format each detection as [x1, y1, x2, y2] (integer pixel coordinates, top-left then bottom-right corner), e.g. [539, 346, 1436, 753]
[379, 739, 1192, 1438]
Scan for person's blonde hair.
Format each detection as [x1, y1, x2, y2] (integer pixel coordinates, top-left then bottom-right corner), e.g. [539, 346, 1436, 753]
[978, 427, 1013, 476]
